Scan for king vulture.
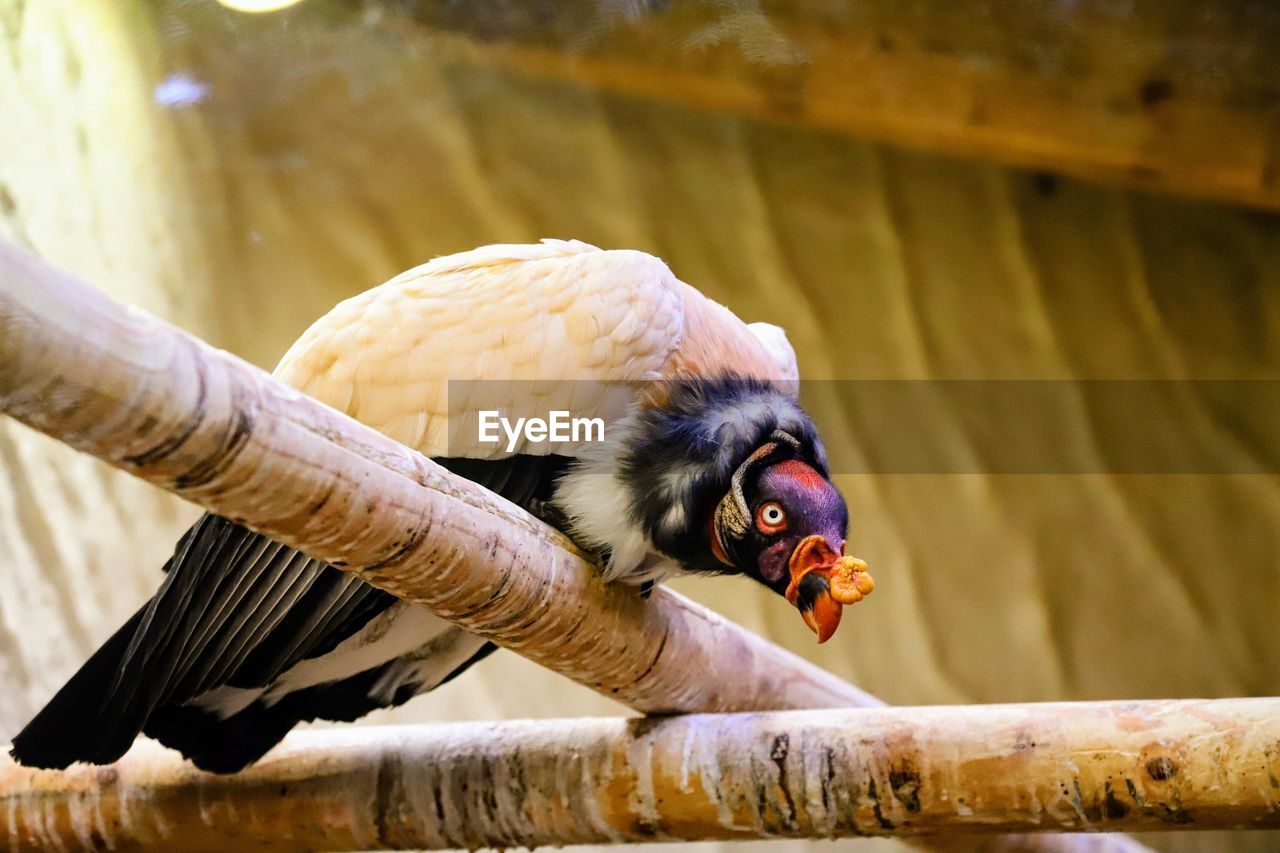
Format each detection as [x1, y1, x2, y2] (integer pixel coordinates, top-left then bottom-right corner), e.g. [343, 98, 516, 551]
[9, 240, 872, 773]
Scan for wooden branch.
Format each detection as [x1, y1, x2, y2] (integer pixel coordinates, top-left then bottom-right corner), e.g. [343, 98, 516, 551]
[4, 699, 1275, 851]
[406, 1, 1280, 210]
[0, 241, 1158, 852]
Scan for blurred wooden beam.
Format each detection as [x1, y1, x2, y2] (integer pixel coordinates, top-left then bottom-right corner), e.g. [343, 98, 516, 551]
[406, 0, 1280, 210]
[4, 699, 1275, 850]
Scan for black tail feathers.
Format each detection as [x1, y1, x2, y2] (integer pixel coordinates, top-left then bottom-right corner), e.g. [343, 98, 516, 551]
[7, 603, 369, 773]
[8, 610, 380, 773]
[10, 602, 500, 773]
[8, 609, 149, 769]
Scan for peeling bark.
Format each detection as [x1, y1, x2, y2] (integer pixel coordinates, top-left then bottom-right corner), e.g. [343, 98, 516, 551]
[2, 699, 1272, 850]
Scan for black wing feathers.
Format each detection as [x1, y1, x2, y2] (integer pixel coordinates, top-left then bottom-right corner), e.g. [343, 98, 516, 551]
[10, 520, 395, 769]
[8, 609, 148, 768]
[9, 453, 569, 771]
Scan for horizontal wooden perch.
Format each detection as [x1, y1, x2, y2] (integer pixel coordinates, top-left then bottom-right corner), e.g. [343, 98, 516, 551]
[0, 240, 1158, 852]
[4, 699, 1277, 851]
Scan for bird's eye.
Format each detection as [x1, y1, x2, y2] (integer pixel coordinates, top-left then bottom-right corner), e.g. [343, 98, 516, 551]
[756, 501, 787, 535]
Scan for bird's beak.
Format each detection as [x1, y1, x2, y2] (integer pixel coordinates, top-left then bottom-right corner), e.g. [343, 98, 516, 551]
[784, 535, 874, 643]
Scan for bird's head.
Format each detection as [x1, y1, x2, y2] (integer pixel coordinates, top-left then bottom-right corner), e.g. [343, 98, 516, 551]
[614, 378, 874, 643]
[707, 432, 873, 642]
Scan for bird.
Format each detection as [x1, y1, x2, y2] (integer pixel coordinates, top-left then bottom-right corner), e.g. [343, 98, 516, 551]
[8, 239, 872, 774]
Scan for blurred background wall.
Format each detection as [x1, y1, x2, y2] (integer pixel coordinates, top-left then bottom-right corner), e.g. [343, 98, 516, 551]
[2, 2, 1278, 851]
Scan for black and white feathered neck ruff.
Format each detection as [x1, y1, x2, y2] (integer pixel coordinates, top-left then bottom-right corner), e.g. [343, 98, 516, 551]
[553, 376, 828, 583]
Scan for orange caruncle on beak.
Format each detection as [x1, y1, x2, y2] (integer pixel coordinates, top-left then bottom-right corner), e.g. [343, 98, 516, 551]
[784, 535, 875, 643]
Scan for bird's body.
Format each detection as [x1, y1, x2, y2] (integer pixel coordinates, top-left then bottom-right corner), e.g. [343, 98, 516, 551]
[275, 240, 793, 458]
[10, 240, 868, 773]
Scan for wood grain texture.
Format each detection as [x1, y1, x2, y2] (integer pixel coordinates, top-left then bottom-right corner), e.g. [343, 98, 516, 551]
[3, 700, 1274, 850]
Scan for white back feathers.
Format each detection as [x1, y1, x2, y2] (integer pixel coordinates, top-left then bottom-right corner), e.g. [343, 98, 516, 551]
[273, 240, 798, 461]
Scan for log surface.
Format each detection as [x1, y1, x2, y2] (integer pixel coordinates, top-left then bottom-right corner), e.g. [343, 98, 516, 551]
[2, 699, 1275, 851]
